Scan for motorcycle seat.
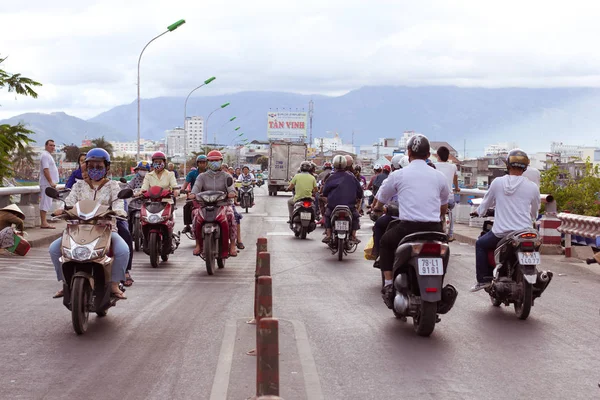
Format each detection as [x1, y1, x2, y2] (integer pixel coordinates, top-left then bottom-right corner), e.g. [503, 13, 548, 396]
[495, 229, 534, 249]
[399, 231, 448, 245]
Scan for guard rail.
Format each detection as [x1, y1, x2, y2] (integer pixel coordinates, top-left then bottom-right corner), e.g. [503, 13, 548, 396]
[557, 213, 600, 258]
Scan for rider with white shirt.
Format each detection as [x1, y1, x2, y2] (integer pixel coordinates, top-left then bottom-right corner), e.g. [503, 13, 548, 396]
[469, 149, 541, 292]
[434, 146, 460, 241]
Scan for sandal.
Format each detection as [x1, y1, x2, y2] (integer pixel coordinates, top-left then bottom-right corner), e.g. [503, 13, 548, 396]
[237, 242, 245, 250]
[112, 290, 127, 300]
[53, 289, 64, 299]
[193, 247, 202, 256]
[123, 274, 134, 287]
[229, 248, 238, 257]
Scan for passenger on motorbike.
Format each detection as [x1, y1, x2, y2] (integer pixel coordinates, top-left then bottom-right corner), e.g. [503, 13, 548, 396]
[234, 167, 241, 179]
[375, 135, 449, 308]
[128, 160, 151, 191]
[469, 149, 541, 292]
[286, 161, 318, 224]
[367, 164, 382, 206]
[322, 155, 363, 244]
[434, 146, 460, 242]
[49, 148, 130, 299]
[188, 150, 238, 256]
[182, 155, 207, 234]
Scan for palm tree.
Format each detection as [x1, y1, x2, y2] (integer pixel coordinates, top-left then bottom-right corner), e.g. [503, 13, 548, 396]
[90, 136, 114, 155]
[11, 145, 36, 179]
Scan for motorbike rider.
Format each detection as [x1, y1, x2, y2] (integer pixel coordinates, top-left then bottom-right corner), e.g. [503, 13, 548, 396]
[182, 155, 208, 234]
[286, 161, 318, 224]
[140, 151, 179, 212]
[375, 135, 449, 308]
[237, 165, 256, 206]
[367, 164, 382, 206]
[234, 167, 241, 179]
[49, 148, 130, 299]
[128, 160, 151, 191]
[469, 149, 541, 292]
[188, 150, 238, 257]
[372, 164, 391, 199]
[322, 155, 363, 244]
[434, 146, 460, 242]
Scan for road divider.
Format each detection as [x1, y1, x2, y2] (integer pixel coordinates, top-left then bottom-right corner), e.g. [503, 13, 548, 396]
[248, 238, 268, 325]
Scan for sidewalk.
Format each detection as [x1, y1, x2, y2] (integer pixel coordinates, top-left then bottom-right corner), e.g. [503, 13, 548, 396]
[20, 220, 66, 249]
[452, 224, 482, 246]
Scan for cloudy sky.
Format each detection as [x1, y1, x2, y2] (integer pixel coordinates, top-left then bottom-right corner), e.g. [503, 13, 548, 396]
[2, 0, 600, 120]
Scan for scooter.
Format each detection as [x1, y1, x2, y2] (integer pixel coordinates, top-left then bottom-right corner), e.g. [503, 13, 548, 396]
[45, 186, 133, 335]
[139, 186, 180, 268]
[328, 205, 358, 261]
[290, 197, 317, 239]
[238, 180, 254, 213]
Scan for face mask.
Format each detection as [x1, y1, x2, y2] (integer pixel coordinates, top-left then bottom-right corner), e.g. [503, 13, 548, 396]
[88, 167, 106, 181]
[208, 161, 222, 171]
[138, 170, 148, 177]
[153, 162, 165, 171]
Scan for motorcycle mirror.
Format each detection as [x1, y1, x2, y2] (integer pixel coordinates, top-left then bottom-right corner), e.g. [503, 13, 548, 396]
[45, 187, 61, 200]
[119, 177, 127, 183]
[117, 188, 134, 199]
[227, 176, 233, 187]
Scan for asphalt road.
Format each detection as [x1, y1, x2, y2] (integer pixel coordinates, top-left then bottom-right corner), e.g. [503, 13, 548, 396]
[1, 187, 599, 400]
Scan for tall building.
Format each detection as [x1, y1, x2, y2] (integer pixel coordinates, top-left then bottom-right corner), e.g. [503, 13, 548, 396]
[166, 128, 185, 157]
[313, 133, 354, 153]
[185, 116, 204, 150]
[398, 131, 419, 150]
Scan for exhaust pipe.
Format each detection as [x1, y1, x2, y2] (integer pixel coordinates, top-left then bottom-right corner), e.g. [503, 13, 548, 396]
[437, 284, 458, 314]
[393, 294, 409, 315]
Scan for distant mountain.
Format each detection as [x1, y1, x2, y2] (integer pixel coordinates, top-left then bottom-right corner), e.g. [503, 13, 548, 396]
[5, 86, 600, 154]
[0, 112, 124, 146]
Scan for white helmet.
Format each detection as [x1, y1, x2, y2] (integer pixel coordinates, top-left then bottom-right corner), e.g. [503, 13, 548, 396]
[332, 155, 347, 170]
[373, 164, 382, 171]
[399, 156, 410, 169]
[391, 154, 403, 170]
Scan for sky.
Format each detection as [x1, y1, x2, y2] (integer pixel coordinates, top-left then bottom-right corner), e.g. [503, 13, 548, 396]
[2, 0, 600, 120]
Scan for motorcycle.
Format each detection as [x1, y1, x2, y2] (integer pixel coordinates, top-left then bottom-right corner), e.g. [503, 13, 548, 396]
[190, 190, 231, 275]
[387, 225, 458, 337]
[139, 186, 181, 268]
[290, 197, 317, 239]
[127, 198, 144, 252]
[238, 180, 254, 213]
[45, 186, 133, 335]
[471, 200, 553, 320]
[328, 205, 358, 261]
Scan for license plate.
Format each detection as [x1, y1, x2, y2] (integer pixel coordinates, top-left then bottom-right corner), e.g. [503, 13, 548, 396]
[518, 252, 541, 265]
[335, 220, 349, 231]
[301, 212, 312, 220]
[418, 258, 444, 275]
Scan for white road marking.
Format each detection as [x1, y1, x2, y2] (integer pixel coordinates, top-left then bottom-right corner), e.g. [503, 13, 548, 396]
[209, 319, 238, 400]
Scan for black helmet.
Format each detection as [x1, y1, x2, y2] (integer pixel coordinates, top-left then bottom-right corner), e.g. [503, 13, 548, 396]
[506, 149, 529, 170]
[407, 134, 430, 158]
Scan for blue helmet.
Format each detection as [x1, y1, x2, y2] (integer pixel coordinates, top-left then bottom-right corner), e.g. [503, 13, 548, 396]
[85, 148, 111, 166]
[196, 155, 207, 162]
[135, 160, 151, 171]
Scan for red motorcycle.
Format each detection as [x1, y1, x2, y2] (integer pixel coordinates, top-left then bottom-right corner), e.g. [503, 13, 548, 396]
[190, 190, 231, 275]
[140, 186, 180, 268]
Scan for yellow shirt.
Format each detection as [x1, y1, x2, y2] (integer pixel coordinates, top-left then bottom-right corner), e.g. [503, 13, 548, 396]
[291, 172, 317, 202]
[141, 170, 178, 203]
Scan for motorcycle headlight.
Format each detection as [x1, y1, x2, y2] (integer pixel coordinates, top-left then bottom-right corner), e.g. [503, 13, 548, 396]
[73, 246, 92, 261]
[66, 237, 100, 261]
[146, 214, 164, 224]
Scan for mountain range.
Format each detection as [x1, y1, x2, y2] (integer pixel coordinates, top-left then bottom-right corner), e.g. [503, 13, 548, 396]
[3, 86, 600, 155]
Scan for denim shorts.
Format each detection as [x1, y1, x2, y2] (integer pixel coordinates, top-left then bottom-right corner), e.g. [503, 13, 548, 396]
[233, 207, 242, 224]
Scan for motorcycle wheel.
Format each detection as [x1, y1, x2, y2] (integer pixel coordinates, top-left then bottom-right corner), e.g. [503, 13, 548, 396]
[149, 232, 160, 268]
[338, 238, 344, 261]
[71, 277, 90, 335]
[514, 271, 532, 320]
[413, 301, 437, 337]
[96, 310, 107, 317]
[217, 258, 225, 269]
[490, 295, 501, 307]
[133, 217, 141, 252]
[300, 227, 307, 239]
[245, 207, 249, 213]
[204, 235, 215, 275]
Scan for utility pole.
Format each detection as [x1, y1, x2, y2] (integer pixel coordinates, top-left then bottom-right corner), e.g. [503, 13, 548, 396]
[463, 139, 466, 160]
[308, 99, 314, 146]
[374, 142, 383, 160]
[319, 138, 324, 155]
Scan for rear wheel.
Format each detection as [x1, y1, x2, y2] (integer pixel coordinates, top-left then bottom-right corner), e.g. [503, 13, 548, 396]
[338, 238, 344, 261]
[71, 277, 90, 335]
[413, 301, 437, 337]
[133, 217, 141, 252]
[514, 271, 533, 320]
[245, 207, 249, 213]
[204, 235, 215, 275]
[149, 232, 160, 268]
[96, 310, 107, 317]
[300, 227, 307, 239]
[490, 296, 501, 307]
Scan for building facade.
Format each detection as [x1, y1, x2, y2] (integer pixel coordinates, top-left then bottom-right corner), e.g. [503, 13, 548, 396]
[185, 116, 204, 150]
[166, 128, 186, 157]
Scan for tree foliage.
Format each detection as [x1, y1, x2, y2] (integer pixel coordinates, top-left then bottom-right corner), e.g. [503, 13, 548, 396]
[10, 144, 36, 179]
[0, 56, 42, 181]
[110, 155, 136, 177]
[540, 160, 600, 216]
[63, 144, 81, 162]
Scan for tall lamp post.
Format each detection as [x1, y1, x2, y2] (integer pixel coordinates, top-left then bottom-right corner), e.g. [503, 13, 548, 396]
[137, 19, 186, 160]
[206, 102, 230, 146]
[183, 76, 216, 175]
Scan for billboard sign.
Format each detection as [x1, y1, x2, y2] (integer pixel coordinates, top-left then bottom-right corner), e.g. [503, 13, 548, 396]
[267, 111, 307, 140]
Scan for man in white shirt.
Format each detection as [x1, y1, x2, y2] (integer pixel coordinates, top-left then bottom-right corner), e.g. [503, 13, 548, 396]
[39, 139, 59, 229]
[522, 165, 541, 187]
[374, 134, 449, 308]
[470, 149, 541, 292]
[434, 146, 460, 241]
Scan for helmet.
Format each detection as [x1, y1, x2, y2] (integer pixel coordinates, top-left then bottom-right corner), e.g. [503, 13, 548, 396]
[323, 162, 332, 170]
[332, 155, 347, 170]
[207, 150, 223, 161]
[151, 151, 166, 162]
[242, 165, 250, 171]
[373, 164, 382, 171]
[85, 148, 111, 165]
[344, 155, 354, 167]
[400, 156, 410, 168]
[196, 155, 207, 162]
[383, 165, 391, 173]
[300, 161, 312, 172]
[407, 134, 430, 158]
[135, 160, 151, 171]
[506, 149, 529, 170]
[391, 154, 404, 170]
[354, 165, 362, 172]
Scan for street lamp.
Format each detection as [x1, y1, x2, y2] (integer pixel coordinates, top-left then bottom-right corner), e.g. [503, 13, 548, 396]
[206, 102, 230, 146]
[183, 76, 216, 175]
[137, 19, 186, 160]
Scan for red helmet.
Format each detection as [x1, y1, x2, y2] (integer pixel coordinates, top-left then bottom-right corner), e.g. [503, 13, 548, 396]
[383, 165, 391, 172]
[207, 150, 223, 161]
[151, 151, 166, 161]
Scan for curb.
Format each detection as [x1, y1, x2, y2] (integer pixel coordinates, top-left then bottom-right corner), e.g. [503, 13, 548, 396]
[30, 231, 63, 248]
[452, 232, 477, 246]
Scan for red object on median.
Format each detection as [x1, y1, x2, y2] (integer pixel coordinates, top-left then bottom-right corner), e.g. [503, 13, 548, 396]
[256, 317, 279, 397]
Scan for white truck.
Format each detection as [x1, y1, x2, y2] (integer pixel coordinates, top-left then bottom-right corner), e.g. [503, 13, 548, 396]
[267, 141, 308, 196]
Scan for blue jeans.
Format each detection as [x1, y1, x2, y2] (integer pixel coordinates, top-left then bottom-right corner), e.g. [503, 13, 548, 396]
[49, 233, 129, 283]
[447, 198, 456, 236]
[117, 219, 133, 272]
[475, 231, 501, 283]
